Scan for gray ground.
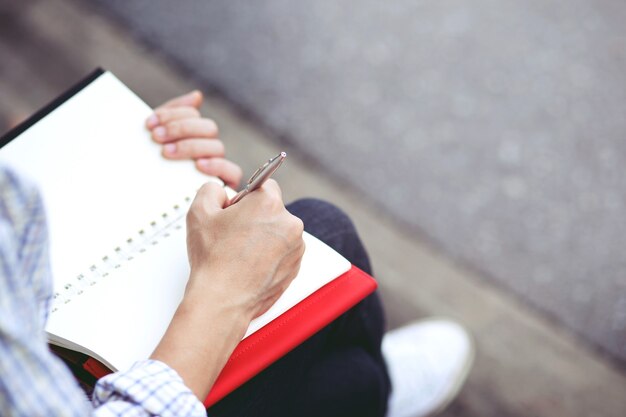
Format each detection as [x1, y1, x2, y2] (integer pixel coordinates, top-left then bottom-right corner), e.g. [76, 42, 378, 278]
[89, 0, 626, 364]
[2, 0, 626, 415]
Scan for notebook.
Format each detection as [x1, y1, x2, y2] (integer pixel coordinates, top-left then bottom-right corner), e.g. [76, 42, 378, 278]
[0, 69, 377, 407]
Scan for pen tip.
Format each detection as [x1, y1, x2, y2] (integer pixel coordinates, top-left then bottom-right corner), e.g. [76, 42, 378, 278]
[280, 151, 287, 158]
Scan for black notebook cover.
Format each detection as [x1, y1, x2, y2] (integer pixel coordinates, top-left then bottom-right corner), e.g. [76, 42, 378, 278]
[0, 68, 104, 148]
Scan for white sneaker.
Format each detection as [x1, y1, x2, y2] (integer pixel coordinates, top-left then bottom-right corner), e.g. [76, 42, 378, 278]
[382, 318, 474, 417]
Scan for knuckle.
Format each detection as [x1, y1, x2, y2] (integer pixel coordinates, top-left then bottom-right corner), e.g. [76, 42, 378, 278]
[197, 181, 216, 197]
[270, 193, 285, 210]
[263, 179, 281, 197]
[259, 194, 279, 212]
[183, 140, 201, 156]
[193, 186, 207, 202]
[183, 140, 212, 158]
[252, 184, 283, 212]
[290, 216, 304, 235]
[166, 121, 182, 138]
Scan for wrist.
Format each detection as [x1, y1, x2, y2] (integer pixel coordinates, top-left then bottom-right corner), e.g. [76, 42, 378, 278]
[150, 271, 251, 399]
[183, 267, 254, 331]
[178, 300, 250, 343]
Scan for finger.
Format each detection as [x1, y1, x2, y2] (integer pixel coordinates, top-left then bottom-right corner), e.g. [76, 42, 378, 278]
[194, 182, 228, 213]
[146, 107, 201, 129]
[243, 179, 284, 210]
[151, 119, 218, 143]
[260, 179, 283, 201]
[195, 158, 243, 189]
[158, 90, 203, 109]
[162, 138, 225, 160]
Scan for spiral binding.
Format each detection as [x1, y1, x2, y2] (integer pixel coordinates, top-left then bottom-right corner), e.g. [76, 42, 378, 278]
[50, 195, 194, 314]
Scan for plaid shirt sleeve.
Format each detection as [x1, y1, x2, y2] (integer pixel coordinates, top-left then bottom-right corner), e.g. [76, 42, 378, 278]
[0, 167, 206, 417]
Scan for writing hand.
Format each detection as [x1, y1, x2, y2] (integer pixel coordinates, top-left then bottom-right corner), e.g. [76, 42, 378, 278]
[151, 179, 304, 399]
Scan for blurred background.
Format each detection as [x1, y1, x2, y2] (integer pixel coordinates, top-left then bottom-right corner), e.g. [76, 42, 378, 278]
[1, 0, 625, 415]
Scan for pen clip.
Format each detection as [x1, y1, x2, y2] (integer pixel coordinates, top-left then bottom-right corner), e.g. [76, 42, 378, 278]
[229, 152, 286, 206]
[247, 160, 271, 185]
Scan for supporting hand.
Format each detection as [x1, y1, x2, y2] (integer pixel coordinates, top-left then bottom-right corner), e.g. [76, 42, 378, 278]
[146, 91, 243, 188]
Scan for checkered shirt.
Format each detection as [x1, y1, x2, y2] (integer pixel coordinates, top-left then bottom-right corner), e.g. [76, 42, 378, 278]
[0, 167, 206, 417]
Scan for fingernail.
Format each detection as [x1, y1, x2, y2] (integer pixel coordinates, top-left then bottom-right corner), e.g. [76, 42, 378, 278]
[146, 113, 160, 129]
[153, 126, 167, 141]
[197, 159, 211, 167]
[164, 143, 177, 155]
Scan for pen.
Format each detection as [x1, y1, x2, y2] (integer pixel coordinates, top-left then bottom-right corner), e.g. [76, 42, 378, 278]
[229, 152, 287, 205]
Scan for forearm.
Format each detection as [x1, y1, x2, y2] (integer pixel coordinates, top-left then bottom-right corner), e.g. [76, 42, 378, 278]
[156, 179, 304, 401]
[150, 272, 250, 401]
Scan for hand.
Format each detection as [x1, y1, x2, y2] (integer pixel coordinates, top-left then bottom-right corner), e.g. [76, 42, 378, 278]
[185, 180, 305, 320]
[145, 91, 243, 188]
[151, 180, 305, 399]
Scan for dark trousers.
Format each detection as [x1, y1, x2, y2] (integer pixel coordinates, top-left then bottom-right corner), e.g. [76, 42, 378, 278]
[207, 199, 391, 417]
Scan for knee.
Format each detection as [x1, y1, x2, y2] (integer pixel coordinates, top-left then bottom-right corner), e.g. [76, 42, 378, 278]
[287, 198, 356, 236]
[287, 198, 372, 273]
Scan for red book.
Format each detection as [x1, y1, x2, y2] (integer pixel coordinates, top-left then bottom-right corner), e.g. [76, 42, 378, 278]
[84, 265, 376, 407]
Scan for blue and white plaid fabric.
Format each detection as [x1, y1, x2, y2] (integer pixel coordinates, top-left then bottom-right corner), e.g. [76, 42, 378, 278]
[0, 167, 205, 417]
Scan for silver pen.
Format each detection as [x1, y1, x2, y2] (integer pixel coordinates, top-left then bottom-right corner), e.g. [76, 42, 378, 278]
[229, 152, 287, 205]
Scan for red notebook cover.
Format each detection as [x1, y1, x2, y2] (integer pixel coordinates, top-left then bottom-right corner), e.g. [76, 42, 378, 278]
[83, 265, 376, 407]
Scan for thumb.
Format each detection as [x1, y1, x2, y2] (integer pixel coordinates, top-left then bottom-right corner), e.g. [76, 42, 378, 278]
[159, 90, 203, 109]
[196, 181, 228, 213]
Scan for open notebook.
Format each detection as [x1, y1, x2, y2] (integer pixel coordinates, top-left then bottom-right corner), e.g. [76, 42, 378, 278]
[0, 70, 376, 407]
